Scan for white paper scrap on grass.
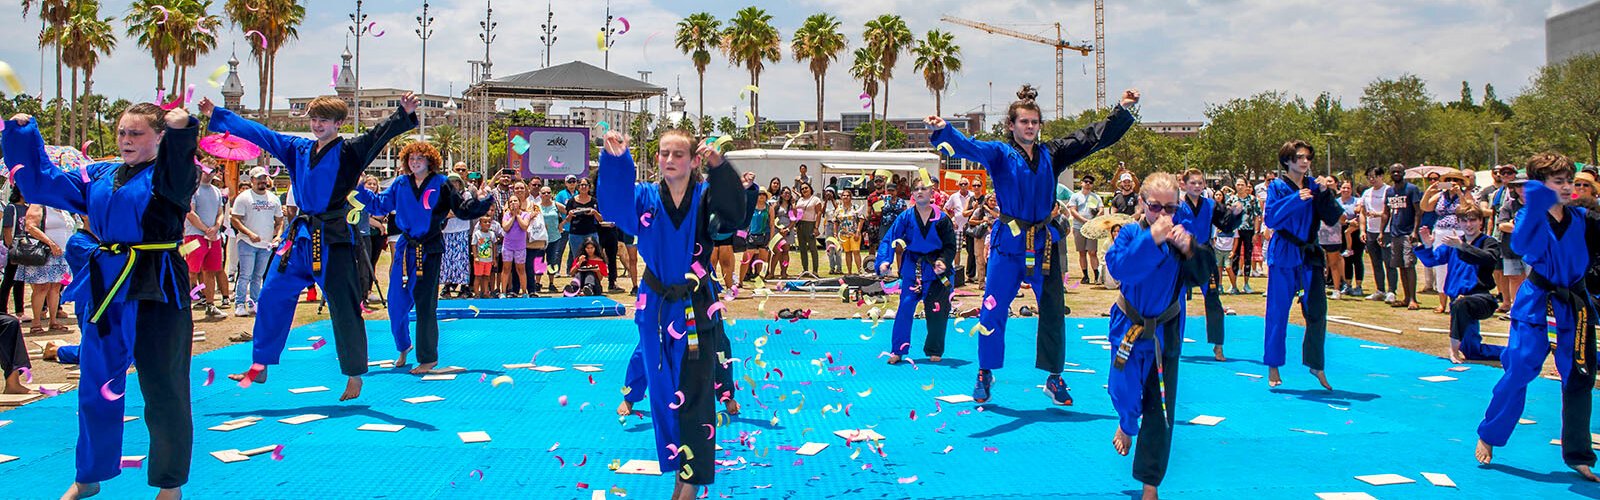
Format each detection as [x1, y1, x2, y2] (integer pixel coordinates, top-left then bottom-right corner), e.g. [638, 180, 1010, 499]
[1420, 472, 1456, 487]
[1354, 473, 1416, 486]
[1188, 415, 1225, 426]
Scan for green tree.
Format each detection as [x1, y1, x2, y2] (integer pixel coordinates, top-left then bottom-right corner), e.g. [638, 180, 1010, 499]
[1198, 91, 1313, 178]
[57, 2, 117, 147]
[1482, 83, 1513, 119]
[851, 120, 906, 151]
[674, 12, 721, 126]
[912, 29, 961, 116]
[1425, 106, 1493, 169]
[721, 7, 781, 143]
[1513, 53, 1600, 166]
[862, 15, 911, 144]
[849, 46, 882, 126]
[1355, 74, 1433, 166]
[791, 14, 847, 151]
[226, 0, 306, 127]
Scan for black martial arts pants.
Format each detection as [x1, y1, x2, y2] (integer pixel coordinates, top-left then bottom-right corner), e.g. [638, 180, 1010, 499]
[1133, 321, 1182, 487]
[0, 314, 26, 378]
[1188, 247, 1227, 346]
[601, 226, 621, 289]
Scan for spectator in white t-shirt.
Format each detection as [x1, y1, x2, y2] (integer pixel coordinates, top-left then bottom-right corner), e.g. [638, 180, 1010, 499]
[1068, 175, 1104, 284]
[229, 167, 284, 316]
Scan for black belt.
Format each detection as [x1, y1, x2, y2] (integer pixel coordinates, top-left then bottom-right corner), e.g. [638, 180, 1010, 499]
[398, 234, 428, 289]
[999, 214, 1053, 277]
[1272, 226, 1325, 268]
[642, 268, 711, 360]
[1113, 293, 1184, 369]
[277, 210, 351, 273]
[1526, 270, 1596, 377]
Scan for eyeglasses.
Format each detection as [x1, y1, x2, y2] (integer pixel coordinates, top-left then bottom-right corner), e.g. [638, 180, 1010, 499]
[1578, 183, 1596, 189]
[1145, 203, 1180, 214]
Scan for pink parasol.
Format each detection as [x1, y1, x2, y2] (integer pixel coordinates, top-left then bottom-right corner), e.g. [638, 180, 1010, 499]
[199, 132, 262, 161]
[1404, 165, 1457, 180]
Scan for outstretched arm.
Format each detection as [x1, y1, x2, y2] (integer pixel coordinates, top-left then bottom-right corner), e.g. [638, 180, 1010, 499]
[202, 99, 303, 171]
[2, 116, 91, 213]
[1045, 105, 1136, 176]
[926, 116, 1006, 174]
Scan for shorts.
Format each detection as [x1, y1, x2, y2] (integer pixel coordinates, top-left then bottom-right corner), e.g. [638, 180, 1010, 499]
[1321, 243, 1345, 253]
[840, 235, 861, 252]
[473, 261, 494, 276]
[1502, 257, 1527, 276]
[183, 235, 223, 272]
[1215, 245, 1234, 268]
[1072, 229, 1098, 253]
[729, 235, 748, 253]
[501, 246, 527, 264]
[620, 233, 636, 245]
[1385, 234, 1416, 268]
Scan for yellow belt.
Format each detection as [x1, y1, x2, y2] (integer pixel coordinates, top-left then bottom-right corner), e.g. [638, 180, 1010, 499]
[91, 242, 180, 322]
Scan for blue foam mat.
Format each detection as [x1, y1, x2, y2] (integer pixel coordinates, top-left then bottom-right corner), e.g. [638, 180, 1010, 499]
[411, 296, 626, 320]
[0, 315, 1593, 499]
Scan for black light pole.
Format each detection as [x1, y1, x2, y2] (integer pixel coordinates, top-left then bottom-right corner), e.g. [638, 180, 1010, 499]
[416, 1, 435, 139]
[539, 1, 557, 68]
[347, 0, 373, 132]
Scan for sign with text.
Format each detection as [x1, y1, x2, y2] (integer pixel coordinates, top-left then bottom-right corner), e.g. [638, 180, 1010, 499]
[508, 126, 589, 179]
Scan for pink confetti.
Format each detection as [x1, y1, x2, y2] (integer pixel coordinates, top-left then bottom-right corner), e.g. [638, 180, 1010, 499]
[479, 373, 488, 383]
[639, 211, 652, 227]
[691, 261, 707, 278]
[666, 444, 687, 460]
[201, 367, 214, 386]
[694, 243, 703, 257]
[39, 386, 60, 396]
[310, 338, 327, 350]
[668, 322, 686, 340]
[618, 16, 631, 34]
[576, 454, 587, 466]
[331, 64, 339, 88]
[635, 294, 647, 310]
[422, 189, 437, 210]
[153, 5, 170, 24]
[705, 301, 726, 318]
[548, 156, 564, 169]
[120, 457, 143, 469]
[669, 390, 685, 409]
[934, 422, 947, 433]
[245, 30, 267, 48]
[703, 423, 716, 441]
[983, 295, 997, 310]
[910, 410, 917, 421]
[100, 380, 124, 401]
[183, 84, 195, 108]
[554, 455, 565, 467]
[898, 476, 919, 484]
[983, 446, 999, 453]
[17, 367, 31, 384]
[189, 284, 206, 300]
[548, 442, 560, 452]
[7, 164, 22, 178]
[80, 140, 93, 157]
[578, 402, 591, 412]
[558, 395, 569, 406]
[469, 469, 484, 480]
[270, 444, 285, 461]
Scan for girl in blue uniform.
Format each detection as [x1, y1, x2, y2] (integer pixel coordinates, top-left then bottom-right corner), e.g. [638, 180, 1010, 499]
[1106, 172, 1195, 500]
[1475, 153, 1598, 482]
[1413, 202, 1503, 363]
[354, 141, 494, 375]
[927, 85, 1140, 405]
[597, 129, 745, 499]
[6, 104, 197, 500]
[877, 176, 957, 364]
[201, 95, 418, 401]
[1262, 140, 1345, 390]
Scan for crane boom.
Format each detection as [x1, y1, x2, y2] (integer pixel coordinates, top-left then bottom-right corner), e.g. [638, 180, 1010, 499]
[940, 15, 1093, 119]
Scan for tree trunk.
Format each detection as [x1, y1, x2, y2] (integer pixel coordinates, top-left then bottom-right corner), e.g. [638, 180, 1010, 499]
[82, 74, 94, 154]
[815, 72, 825, 151]
[696, 68, 705, 135]
[935, 90, 942, 118]
[52, 43, 62, 144]
[69, 67, 78, 147]
[267, 52, 278, 131]
[880, 75, 889, 144]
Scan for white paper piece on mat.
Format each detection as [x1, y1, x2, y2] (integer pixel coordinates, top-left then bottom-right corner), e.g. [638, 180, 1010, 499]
[239, 445, 277, 457]
[0, 420, 10, 428]
[832, 429, 886, 442]
[1420, 472, 1456, 487]
[458, 431, 491, 443]
[1188, 415, 1225, 426]
[574, 366, 604, 373]
[1235, 372, 1263, 379]
[358, 423, 405, 432]
[529, 366, 565, 372]
[307, 336, 323, 341]
[795, 442, 830, 456]
[1518, 418, 1536, 425]
[615, 459, 662, 476]
[430, 366, 466, 375]
[209, 449, 250, 463]
[403, 395, 445, 404]
[286, 347, 313, 351]
[1358, 345, 1389, 350]
[591, 490, 605, 500]
[1062, 368, 1096, 374]
[934, 394, 975, 404]
[1315, 493, 1377, 500]
[1419, 375, 1458, 383]
[1354, 473, 1416, 486]
[1447, 366, 1470, 372]
[288, 386, 330, 394]
[208, 421, 257, 432]
[502, 363, 535, 369]
[421, 374, 458, 381]
[123, 416, 139, 422]
[368, 359, 395, 367]
[553, 345, 582, 349]
[222, 416, 262, 426]
[0, 454, 16, 464]
[278, 414, 328, 425]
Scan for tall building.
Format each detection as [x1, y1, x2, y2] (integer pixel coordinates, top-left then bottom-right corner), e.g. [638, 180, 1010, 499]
[220, 54, 245, 110]
[1548, 1, 1600, 64]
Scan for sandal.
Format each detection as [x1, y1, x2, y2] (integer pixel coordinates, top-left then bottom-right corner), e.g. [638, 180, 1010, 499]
[47, 323, 71, 332]
[229, 332, 253, 343]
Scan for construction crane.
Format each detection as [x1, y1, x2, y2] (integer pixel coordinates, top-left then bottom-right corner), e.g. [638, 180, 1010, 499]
[940, 15, 1095, 118]
[1095, 0, 1106, 110]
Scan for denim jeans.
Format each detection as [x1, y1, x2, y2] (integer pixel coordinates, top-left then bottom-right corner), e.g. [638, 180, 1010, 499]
[235, 240, 273, 303]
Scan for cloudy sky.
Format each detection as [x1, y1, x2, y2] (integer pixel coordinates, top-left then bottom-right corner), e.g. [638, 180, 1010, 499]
[0, 0, 1587, 123]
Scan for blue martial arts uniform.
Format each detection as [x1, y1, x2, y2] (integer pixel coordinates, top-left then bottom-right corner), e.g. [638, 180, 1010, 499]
[1262, 174, 1344, 371]
[930, 106, 1134, 379]
[355, 174, 493, 365]
[1477, 180, 1596, 467]
[1413, 233, 1503, 361]
[1105, 220, 1192, 487]
[1176, 193, 1241, 346]
[876, 205, 958, 357]
[208, 106, 416, 377]
[4, 117, 197, 489]
[598, 149, 744, 485]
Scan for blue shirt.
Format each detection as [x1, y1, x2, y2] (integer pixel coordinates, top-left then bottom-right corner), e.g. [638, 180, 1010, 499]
[1385, 183, 1423, 236]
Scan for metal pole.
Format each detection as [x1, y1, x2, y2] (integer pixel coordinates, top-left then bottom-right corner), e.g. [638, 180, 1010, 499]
[416, 1, 434, 140]
[348, 0, 368, 133]
[478, 1, 496, 173]
[1489, 121, 1503, 166]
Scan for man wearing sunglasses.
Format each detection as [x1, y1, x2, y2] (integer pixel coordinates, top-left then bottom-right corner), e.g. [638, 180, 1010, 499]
[1262, 140, 1344, 390]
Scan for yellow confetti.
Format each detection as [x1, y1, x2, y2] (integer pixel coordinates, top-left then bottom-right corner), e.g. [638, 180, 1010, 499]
[744, 111, 755, 128]
[346, 191, 366, 210]
[942, 171, 963, 181]
[754, 336, 769, 348]
[788, 391, 805, 414]
[608, 459, 623, 471]
[919, 168, 931, 186]
[346, 209, 362, 225]
[1008, 220, 1022, 237]
[679, 465, 693, 480]
[179, 239, 202, 257]
[892, 239, 906, 249]
[678, 445, 695, 461]
[936, 142, 955, 156]
[857, 388, 872, 398]
[743, 84, 760, 94]
[490, 375, 514, 387]
[596, 29, 608, 51]
[684, 273, 701, 288]
[850, 447, 861, 460]
[796, 121, 806, 135]
[205, 64, 229, 88]
[468, 305, 481, 317]
[872, 200, 885, 212]
[921, 378, 936, 391]
[770, 416, 780, 426]
[875, 169, 892, 179]
[973, 324, 993, 336]
[620, 386, 632, 396]
[0, 61, 24, 94]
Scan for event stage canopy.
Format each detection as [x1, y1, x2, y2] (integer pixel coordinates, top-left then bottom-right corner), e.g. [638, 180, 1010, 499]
[467, 60, 666, 102]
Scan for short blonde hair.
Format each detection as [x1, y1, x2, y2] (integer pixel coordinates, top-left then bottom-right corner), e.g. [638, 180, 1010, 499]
[1140, 172, 1180, 200]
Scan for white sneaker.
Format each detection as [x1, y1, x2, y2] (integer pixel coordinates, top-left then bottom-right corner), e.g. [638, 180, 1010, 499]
[1384, 292, 1396, 303]
[234, 304, 250, 317]
[1366, 292, 1385, 301]
[1330, 291, 1343, 300]
[249, 301, 258, 315]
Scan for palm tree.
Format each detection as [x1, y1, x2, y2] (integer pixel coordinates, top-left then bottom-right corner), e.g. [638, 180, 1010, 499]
[674, 12, 721, 130]
[849, 46, 881, 134]
[169, 0, 221, 93]
[721, 7, 781, 143]
[791, 14, 846, 150]
[125, 0, 177, 98]
[24, 0, 71, 143]
[225, 0, 304, 126]
[862, 15, 911, 143]
[58, 4, 117, 148]
[428, 124, 462, 165]
[912, 29, 961, 117]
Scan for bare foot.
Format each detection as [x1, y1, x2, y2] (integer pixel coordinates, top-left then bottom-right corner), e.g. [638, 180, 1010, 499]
[1213, 345, 1226, 362]
[928, 355, 942, 363]
[226, 366, 267, 384]
[724, 398, 741, 415]
[1267, 367, 1281, 387]
[886, 354, 902, 365]
[1311, 369, 1333, 391]
[5, 371, 29, 394]
[409, 362, 436, 375]
[1449, 350, 1466, 364]
[155, 487, 182, 500]
[1142, 484, 1159, 500]
[1112, 428, 1132, 456]
[671, 480, 698, 500]
[59, 482, 99, 500]
[617, 400, 634, 416]
[1574, 464, 1600, 482]
[339, 376, 363, 401]
[395, 349, 410, 368]
[1475, 439, 1493, 464]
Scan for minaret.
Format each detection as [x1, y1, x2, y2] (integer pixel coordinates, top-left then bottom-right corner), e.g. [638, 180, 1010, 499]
[335, 43, 357, 108]
[221, 53, 246, 110]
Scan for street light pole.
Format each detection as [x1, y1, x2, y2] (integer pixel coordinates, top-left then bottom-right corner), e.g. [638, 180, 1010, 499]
[1322, 132, 1336, 177]
[539, 1, 557, 68]
[415, 1, 435, 140]
[1488, 121, 1503, 166]
[477, 0, 497, 173]
[347, 0, 371, 133]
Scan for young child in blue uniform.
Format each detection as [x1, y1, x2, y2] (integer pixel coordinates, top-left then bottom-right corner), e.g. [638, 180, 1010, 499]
[202, 94, 418, 401]
[1106, 172, 1196, 500]
[597, 128, 745, 499]
[1475, 153, 1598, 482]
[926, 84, 1141, 404]
[1174, 168, 1243, 361]
[355, 141, 494, 375]
[876, 175, 958, 364]
[1262, 140, 1345, 390]
[1413, 202, 1503, 363]
[6, 104, 197, 500]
